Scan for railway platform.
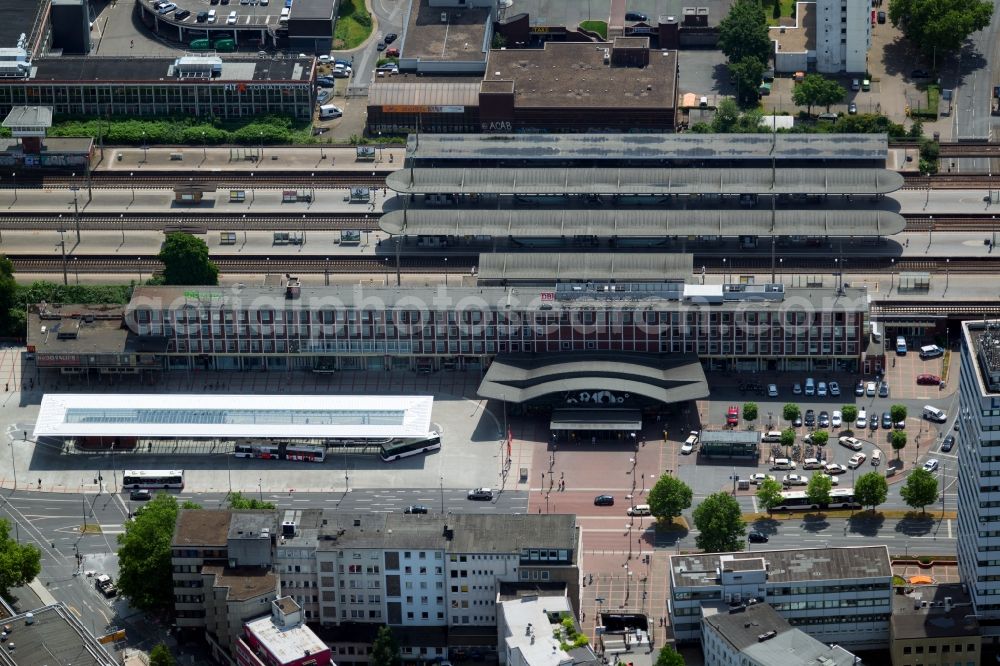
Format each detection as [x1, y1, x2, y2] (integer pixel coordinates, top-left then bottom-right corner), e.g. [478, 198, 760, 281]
[94, 145, 404, 173]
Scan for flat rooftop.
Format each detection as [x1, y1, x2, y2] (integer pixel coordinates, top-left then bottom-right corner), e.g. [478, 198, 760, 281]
[484, 42, 677, 109]
[0, 0, 41, 51]
[28, 57, 314, 82]
[33, 393, 434, 440]
[26, 305, 130, 356]
[671, 546, 891, 588]
[501, 596, 587, 666]
[289, 0, 335, 20]
[173, 509, 233, 547]
[245, 606, 328, 665]
[476, 253, 693, 283]
[770, 2, 815, 53]
[0, 604, 116, 666]
[203, 565, 277, 602]
[404, 0, 491, 61]
[318, 513, 578, 555]
[405, 132, 889, 163]
[128, 283, 870, 314]
[368, 80, 481, 107]
[892, 583, 979, 640]
[963, 320, 1000, 395]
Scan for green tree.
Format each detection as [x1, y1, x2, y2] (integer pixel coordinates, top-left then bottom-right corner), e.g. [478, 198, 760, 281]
[693, 492, 746, 553]
[854, 471, 888, 510]
[647, 475, 693, 523]
[158, 233, 219, 285]
[806, 472, 833, 506]
[371, 626, 402, 666]
[780, 427, 796, 449]
[149, 643, 176, 666]
[181, 500, 203, 510]
[729, 56, 767, 107]
[810, 430, 829, 447]
[791, 74, 846, 114]
[756, 478, 784, 513]
[654, 645, 686, 666]
[227, 491, 276, 510]
[0, 519, 41, 593]
[890, 430, 908, 458]
[783, 403, 801, 422]
[900, 468, 939, 514]
[0, 256, 18, 339]
[711, 98, 742, 132]
[718, 0, 772, 64]
[888, 0, 993, 61]
[841, 405, 858, 425]
[890, 404, 908, 424]
[743, 402, 759, 425]
[117, 493, 181, 612]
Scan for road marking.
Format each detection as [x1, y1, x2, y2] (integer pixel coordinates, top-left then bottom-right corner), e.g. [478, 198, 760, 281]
[948, 519, 952, 539]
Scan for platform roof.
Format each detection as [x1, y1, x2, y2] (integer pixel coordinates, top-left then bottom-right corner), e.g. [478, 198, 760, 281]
[478, 352, 709, 405]
[380, 208, 907, 237]
[34, 394, 434, 440]
[477, 253, 693, 283]
[386, 167, 904, 195]
[405, 133, 889, 163]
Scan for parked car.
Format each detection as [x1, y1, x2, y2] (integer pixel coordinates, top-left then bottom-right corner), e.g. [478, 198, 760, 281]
[829, 381, 840, 396]
[384, 32, 398, 43]
[196, 10, 209, 21]
[316, 89, 332, 103]
[817, 381, 828, 397]
[839, 436, 863, 451]
[923, 459, 940, 473]
[318, 54, 331, 64]
[404, 504, 428, 514]
[594, 495, 615, 506]
[917, 374, 942, 385]
[856, 410, 868, 429]
[882, 412, 893, 429]
[848, 453, 867, 468]
[768, 384, 778, 397]
[804, 409, 816, 427]
[727, 405, 739, 426]
[316, 76, 335, 87]
[855, 380, 865, 396]
[782, 474, 808, 487]
[157, 2, 177, 13]
[681, 431, 698, 455]
[818, 472, 841, 485]
[748, 531, 769, 543]
[793, 414, 803, 427]
[831, 410, 843, 428]
[332, 68, 352, 78]
[824, 463, 848, 475]
[625, 11, 648, 21]
[175, 8, 191, 19]
[851, 79, 861, 91]
[879, 382, 889, 398]
[941, 435, 955, 452]
[793, 383, 803, 395]
[877, 10, 886, 23]
[848, 102, 858, 114]
[866, 381, 877, 396]
[385, 47, 399, 57]
[376, 41, 387, 51]
[467, 488, 493, 500]
[749, 473, 776, 485]
[226, 10, 237, 23]
[818, 410, 830, 427]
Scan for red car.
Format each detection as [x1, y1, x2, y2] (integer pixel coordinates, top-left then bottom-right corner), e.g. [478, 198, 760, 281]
[726, 405, 739, 426]
[386, 47, 399, 57]
[917, 374, 941, 385]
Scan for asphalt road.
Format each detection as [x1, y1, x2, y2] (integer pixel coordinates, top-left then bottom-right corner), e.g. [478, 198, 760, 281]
[952, 1, 1000, 169]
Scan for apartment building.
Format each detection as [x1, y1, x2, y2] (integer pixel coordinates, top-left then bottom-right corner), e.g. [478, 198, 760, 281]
[957, 320, 1000, 641]
[815, 0, 872, 73]
[237, 597, 332, 666]
[669, 546, 892, 650]
[890, 583, 980, 666]
[701, 601, 858, 666]
[498, 592, 598, 666]
[172, 510, 280, 663]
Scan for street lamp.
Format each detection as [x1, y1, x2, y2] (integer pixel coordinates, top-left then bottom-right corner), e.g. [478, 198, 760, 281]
[129, 172, 135, 206]
[73, 257, 79, 285]
[141, 132, 147, 163]
[70, 182, 81, 243]
[137, 257, 143, 284]
[444, 257, 448, 286]
[945, 258, 950, 294]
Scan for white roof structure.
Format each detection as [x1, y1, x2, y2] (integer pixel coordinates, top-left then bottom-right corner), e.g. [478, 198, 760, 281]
[34, 394, 434, 440]
[244, 612, 328, 666]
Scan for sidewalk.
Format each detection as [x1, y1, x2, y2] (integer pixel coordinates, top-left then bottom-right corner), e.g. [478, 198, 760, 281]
[96, 145, 403, 173]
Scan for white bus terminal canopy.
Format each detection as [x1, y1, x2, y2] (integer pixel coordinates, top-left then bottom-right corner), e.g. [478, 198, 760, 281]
[34, 394, 434, 440]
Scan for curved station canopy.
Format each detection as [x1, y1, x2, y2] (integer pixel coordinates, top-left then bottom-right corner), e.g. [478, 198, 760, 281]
[379, 208, 907, 238]
[477, 352, 710, 406]
[386, 167, 905, 196]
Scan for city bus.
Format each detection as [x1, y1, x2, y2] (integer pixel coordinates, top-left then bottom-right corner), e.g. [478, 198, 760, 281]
[380, 432, 442, 462]
[773, 487, 860, 511]
[233, 441, 325, 462]
[122, 470, 185, 489]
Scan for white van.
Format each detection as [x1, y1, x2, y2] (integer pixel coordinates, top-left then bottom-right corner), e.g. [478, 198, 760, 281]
[804, 377, 816, 396]
[761, 431, 783, 443]
[318, 104, 342, 119]
[626, 504, 651, 517]
[770, 458, 796, 471]
[207, 8, 216, 21]
[871, 450, 882, 466]
[803, 457, 823, 470]
[920, 345, 944, 359]
[923, 405, 947, 423]
[280, 7, 290, 22]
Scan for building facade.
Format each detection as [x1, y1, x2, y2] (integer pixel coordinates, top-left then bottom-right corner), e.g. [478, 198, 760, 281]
[815, 0, 871, 73]
[237, 597, 332, 666]
[669, 547, 893, 650]
[113, 282, 870, 375]
[957, 320, 1000, 640]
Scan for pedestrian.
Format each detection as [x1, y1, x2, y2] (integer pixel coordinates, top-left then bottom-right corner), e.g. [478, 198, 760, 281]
[582, 611, 586, 622]
[130, 39, 134, 49]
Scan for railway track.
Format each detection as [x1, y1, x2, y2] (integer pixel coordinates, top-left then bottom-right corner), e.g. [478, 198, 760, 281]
[871, 302, 1000, 317]
[32, 171, 390, 190]
[902, 174, 1000, 189]
[11, 253, 1000, 275]
[903, 214, 1000, 231]
[0, 213, 380, 232]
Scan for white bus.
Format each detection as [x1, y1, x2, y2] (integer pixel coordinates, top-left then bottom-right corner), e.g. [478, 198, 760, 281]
[773, 487, 860, 511]
[122, 470, 185, 489]
[380, 432, 442, 462]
